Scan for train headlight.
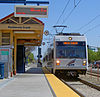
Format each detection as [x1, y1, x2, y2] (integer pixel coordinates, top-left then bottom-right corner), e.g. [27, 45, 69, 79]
[69, 37, 72, 40]
[56, 60, 60, 65]
[83, 60, 86, 64]
[83, 61, 86, 66]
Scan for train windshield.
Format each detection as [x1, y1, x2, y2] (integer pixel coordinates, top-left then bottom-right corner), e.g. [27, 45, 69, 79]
[56, 41, 86, 58]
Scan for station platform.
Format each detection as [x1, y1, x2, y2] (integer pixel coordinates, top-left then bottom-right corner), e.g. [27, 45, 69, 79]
[0, 68, 53, 97]
[43, 67, 80, 97]
[0, 65, 80, 97]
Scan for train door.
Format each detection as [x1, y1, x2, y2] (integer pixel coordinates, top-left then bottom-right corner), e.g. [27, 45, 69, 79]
[17, 45, 25, 73]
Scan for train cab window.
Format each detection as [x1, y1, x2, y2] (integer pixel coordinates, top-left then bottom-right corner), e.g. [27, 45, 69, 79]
[56, 41, 86, 59]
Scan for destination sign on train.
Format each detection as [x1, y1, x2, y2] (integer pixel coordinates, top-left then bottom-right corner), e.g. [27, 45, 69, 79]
[14, 5, 48, 18]
[63, 42, 78, 45]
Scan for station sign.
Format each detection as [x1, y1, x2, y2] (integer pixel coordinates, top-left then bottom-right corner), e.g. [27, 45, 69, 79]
[42, 42, 45, 45]
[44, 30, 49, 36]
[0, 48, 9, 62]
[14, 5, 48, 18]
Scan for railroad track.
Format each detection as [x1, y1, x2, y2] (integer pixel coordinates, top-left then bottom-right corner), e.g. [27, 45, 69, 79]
[87, 71, 100, 77]
[61, 78, 85, 97]
[79, 78, 100, 91]
[60, 77, 100, 97]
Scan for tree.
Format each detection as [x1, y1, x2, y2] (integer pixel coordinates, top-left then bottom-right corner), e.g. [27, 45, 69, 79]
[88, 49, 97, 63]
[28, 53, 34, 63]
[88, 48, 100, 63]
[25, 46, 36, 63]
[96, 50, 100, 61]
[25, 46, 36, 56]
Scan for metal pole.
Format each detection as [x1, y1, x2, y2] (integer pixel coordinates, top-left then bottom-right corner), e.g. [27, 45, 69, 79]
[24, 0, 26, 5]
[0, 1, 49, 5]
[37, 46, 39, 66]
[37, 3, 39, 6]
[97, 64, 99, 81]
[91, 64, 92, 79]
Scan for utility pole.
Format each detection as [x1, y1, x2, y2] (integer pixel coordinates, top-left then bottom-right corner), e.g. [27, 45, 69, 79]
[37, 47, 42, 67]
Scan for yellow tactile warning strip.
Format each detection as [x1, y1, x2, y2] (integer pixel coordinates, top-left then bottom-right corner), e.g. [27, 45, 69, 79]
[42, 67, 80, 97]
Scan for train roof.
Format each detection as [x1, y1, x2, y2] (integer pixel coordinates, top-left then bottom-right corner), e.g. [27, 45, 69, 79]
[54, 33, 86, 41]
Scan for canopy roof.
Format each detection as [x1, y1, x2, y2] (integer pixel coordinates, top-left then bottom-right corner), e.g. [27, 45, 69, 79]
[0, 13, 44, 46]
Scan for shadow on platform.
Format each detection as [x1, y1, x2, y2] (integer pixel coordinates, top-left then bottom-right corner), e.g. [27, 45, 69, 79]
[25, 67, 51, 74]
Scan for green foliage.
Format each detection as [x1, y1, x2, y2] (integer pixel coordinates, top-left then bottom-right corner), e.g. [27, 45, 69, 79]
[26, 52, 34, 63]
[88, 49, 100, 63]
[27, 58, 30, 63]
[25, 47, 36, 63]
[96, 50, 100, 60]
[97, 47, 100, 51]
[88, 49, 96, 63]
[28, 53, 34, 63]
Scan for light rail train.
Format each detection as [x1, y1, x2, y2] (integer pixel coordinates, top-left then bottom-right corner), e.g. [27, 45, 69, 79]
[43, 33, 88, 77]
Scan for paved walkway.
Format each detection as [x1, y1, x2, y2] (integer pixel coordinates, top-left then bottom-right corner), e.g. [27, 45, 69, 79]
[0, 68, 53, 97]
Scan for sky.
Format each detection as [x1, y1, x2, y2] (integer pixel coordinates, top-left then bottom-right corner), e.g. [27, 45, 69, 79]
[0, 0, 100, 57]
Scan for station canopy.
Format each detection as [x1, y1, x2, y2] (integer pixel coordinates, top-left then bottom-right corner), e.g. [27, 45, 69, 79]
[0, 13, 44, 46]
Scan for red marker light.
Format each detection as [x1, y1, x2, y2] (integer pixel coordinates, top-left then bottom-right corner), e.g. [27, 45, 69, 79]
[30, 8, 41, 12]
[16, 12, 26, 14]
[43, 10, 47, 12]
[41, 8, 43, 12]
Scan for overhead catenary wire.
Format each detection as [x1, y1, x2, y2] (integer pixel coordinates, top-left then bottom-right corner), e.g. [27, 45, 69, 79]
[62, 0, 82, 24]
[84, 23, 100, 34]
[77, 14, 100, 31]
[56, 0, 71, 24]
[51, 0, 80, 34]
[48, 0, 82, 35]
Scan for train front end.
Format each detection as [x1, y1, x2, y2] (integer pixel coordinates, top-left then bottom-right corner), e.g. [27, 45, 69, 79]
[53, 34, 88, 76]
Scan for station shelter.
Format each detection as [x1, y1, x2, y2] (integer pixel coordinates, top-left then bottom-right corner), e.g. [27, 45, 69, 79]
[0, 13, 44, 76]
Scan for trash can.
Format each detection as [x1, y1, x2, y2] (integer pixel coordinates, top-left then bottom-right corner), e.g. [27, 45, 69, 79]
[0, 62, 4, 79]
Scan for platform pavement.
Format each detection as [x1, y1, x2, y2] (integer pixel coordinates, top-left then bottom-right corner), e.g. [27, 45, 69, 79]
[0, 67, 53, 97]
[0, 78, 14, 89]
[0, 63, 36, 89]
[43, 67, 80, 97]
